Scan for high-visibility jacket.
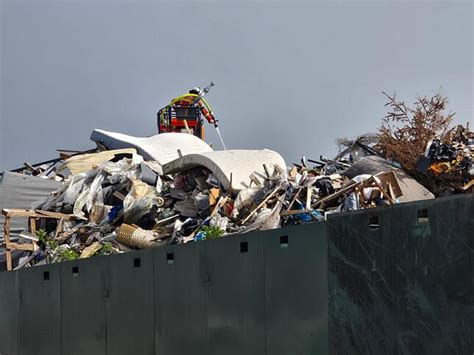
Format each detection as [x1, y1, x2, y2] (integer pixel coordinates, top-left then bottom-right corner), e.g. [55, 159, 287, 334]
[171, 93, 216, 124]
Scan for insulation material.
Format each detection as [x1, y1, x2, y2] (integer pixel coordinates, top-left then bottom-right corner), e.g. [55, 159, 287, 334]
[57, 148, 137, 174]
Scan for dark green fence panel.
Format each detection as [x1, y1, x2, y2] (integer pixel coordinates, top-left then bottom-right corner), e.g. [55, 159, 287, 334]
[0, 270, 19, 355]
[202, 233, 266, 355]
[0, 194, 470, 355]
[60, 256, 107, 355]
[265, 223, 329, 355]
[328, 194, 474, 355]
[154, 243, 209, 355]
[106, 250, 155, 355]
[328, 204, 407, 355]
[19, 263, 61, 355]
[430, 195, 474, 354]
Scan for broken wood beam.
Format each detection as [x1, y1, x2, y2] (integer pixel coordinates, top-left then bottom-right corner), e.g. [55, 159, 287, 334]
[306, 187, 313, 210]
[311, 181, 363, 208]
[241, 186, 282, 225]
[287, 187, 303, 211]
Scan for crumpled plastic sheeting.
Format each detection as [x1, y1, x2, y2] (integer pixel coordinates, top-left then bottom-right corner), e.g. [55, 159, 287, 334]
[233, 186, 265, 217]
[36, 157, 143, 219]
[32, 180, 70, 211]
[73, 188, 90, 220]
[85, 171, 106, 212]
[243, 200, 282, 233]
[210, 215, 229, 231]
[123, 179, 163, 225]
[63, 173, 88, 205]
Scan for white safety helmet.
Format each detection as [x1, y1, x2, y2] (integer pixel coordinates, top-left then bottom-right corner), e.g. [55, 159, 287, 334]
[189, 87, 203, 96]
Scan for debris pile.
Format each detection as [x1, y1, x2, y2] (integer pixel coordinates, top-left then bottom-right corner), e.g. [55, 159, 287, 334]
[2, 147, 410, 270]
[1, 90, 472, 271]
[8, 149, 97, 182]
[3, 150, 288, 266]
[416, 124, 474, 194]
[374, 92, 473, 195]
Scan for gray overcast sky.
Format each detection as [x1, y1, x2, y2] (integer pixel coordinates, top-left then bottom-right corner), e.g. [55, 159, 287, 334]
[1, 0, 472, 170]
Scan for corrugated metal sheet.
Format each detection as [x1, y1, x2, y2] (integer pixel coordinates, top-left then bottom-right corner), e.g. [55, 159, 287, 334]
[0, 172, 60, 240]
[0, 172, 60, 271]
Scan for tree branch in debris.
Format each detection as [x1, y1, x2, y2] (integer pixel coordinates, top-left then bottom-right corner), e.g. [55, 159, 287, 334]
[376, 91, 455, 173]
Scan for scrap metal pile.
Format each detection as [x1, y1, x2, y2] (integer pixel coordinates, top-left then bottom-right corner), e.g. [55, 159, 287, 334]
[1, 123, 472, 270]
